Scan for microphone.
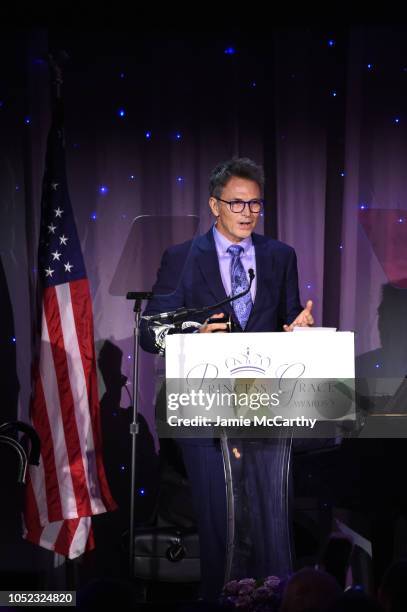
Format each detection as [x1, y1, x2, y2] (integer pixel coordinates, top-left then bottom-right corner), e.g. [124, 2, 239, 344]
[142, 307, 197, 323]
[142, 268, 255, 324]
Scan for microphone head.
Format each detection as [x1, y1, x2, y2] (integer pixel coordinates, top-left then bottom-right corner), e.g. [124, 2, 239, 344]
[248, 268, 255, 281]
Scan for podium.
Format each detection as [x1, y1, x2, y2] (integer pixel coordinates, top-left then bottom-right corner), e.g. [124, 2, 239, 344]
[163, 330, 355, 585]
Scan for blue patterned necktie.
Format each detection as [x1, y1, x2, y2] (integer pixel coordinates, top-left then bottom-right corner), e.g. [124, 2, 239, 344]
[227, 244, 253, 330]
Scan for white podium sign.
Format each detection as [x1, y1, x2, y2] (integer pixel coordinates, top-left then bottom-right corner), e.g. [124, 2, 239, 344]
[162, 331, 355, 437]
[166, 331, 355, 379]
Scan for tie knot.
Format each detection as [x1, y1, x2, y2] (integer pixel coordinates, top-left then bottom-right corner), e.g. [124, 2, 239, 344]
[227, 244, 244, 257]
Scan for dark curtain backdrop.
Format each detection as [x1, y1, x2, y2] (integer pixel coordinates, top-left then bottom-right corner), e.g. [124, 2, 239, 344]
[1, 25, 407, 579]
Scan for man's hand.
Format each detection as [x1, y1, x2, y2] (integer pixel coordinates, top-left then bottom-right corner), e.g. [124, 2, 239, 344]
[283, 300, 314, 332]
[199, 312, 228, 333]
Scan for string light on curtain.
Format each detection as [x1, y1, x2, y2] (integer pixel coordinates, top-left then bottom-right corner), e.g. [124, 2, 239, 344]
[394, 117, 400, 124]
[119, 72, 125, 79]
[99, 185, 108, 195]
[24, 116, 31, 124]
[129, 175, 136, 180]
[118, 108, 126, 118]
[176, 176, 184, 183]
[359, 203, 368, 210]
[90, 212, 97, 221]
[331, 91, 337, 97]
[145, 131, 151, 139]
[224, 46, 236, 55]
[367, 63, 373, 70]
[175, 132, 182, 140]
[328, 39, 335, 47]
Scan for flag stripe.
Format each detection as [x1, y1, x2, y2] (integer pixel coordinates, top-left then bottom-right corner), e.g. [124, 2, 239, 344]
[89, 362, 117, 510]
[43, 286, 93, 516]
[68, 518, 93, 559]
[30, 361, 63, 523]
[23, 475, 44, 543]
[85, 524, 95, 552]
[55, 282, 105, 515]
[39, 521, 65, 553]
[54, 518, 80, 558]
[70, 279, 117, 511]
[38, 300, 77, 519]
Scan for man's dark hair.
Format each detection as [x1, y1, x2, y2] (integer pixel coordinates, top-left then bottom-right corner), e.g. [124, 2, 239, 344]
[209, 157, 265, 198]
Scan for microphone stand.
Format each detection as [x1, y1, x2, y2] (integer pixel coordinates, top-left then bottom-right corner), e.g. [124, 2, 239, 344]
[126, 290, 153, 576]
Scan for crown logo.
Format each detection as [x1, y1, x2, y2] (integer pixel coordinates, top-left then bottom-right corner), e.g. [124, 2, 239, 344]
[225, 346, 271, 376]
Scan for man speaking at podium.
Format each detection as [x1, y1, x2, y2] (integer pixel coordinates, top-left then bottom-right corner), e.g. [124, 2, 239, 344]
[140, 158, 314, 600]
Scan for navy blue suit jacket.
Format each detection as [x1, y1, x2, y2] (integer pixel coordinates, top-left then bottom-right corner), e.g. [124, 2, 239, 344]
[140, 229, 302, 353]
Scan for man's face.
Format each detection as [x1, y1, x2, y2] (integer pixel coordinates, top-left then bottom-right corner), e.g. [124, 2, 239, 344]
[209, 176, 261, 243]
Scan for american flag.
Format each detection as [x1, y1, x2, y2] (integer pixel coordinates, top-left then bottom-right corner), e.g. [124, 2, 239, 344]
[23, 106, 117, 558]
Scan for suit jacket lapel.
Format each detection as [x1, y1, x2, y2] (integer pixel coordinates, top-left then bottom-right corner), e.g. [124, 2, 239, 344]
[247, 233, 274, 325]
[196, 230, 231, 311]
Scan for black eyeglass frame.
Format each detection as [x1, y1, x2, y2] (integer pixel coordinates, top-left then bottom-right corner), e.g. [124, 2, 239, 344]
[214, 197, 264, 213]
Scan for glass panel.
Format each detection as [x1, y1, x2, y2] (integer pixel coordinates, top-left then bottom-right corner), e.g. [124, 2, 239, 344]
[221, 433, 293, 582]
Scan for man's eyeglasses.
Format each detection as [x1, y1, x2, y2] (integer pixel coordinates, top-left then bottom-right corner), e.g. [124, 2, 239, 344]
[215, 197, 264, 213]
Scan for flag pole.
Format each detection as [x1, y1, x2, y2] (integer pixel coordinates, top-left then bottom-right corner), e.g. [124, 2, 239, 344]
[46, 51, 78, 592]
[48, 51, 69, 101]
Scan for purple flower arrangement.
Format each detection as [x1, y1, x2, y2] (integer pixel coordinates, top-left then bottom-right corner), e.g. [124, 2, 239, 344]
[220, 575, 285, 611]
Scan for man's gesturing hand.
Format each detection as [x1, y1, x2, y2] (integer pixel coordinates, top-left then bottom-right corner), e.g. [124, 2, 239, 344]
[199, 312, 228, 333]
[283, 300, 314, 332]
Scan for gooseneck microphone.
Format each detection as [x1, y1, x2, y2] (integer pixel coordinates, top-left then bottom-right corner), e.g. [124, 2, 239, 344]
[142, 268, 255, 324]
